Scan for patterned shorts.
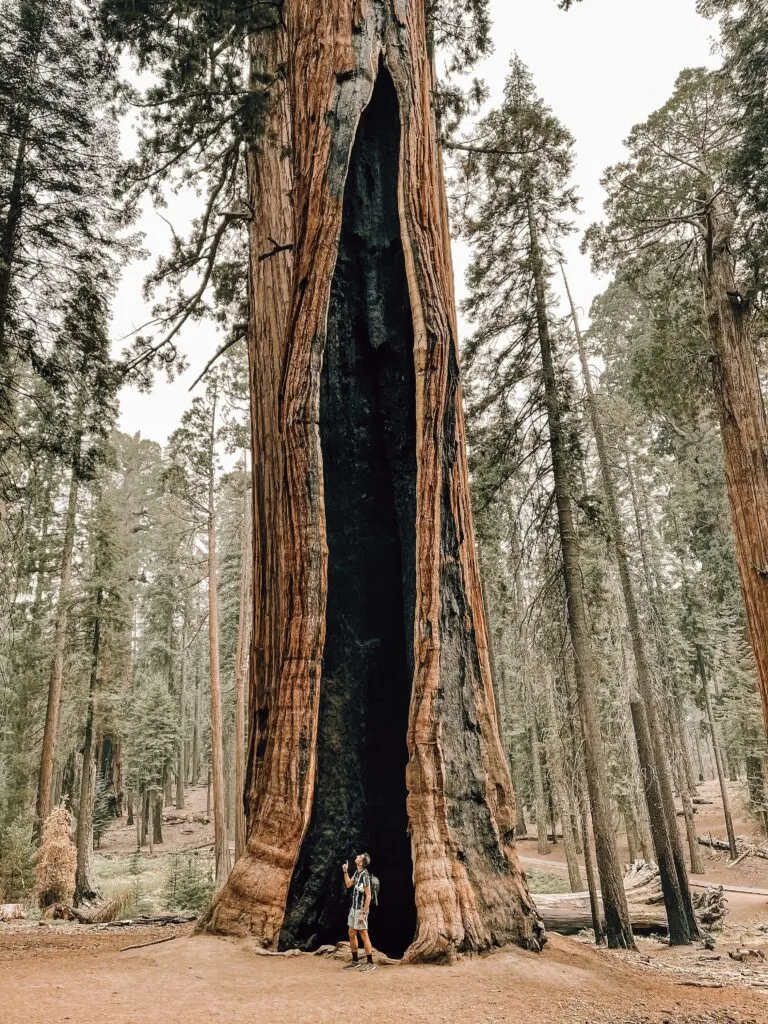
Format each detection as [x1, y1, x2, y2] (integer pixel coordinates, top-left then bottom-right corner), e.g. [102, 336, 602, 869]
[347, 908, 368, 931]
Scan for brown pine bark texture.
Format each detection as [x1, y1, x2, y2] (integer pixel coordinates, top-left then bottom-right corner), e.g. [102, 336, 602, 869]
[201, 1, 542, 961]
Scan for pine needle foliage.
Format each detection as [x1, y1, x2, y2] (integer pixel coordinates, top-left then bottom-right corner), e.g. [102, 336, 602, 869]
[164, 853, 214, 913]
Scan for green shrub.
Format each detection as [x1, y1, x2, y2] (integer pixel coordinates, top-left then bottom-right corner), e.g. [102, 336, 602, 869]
[93, 773, 114, 848]
[164, 854, 215, 913]
[0, 815, 35, 902]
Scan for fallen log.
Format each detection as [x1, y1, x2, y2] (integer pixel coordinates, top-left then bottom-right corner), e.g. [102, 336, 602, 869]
[0, 904, 25, 922]
[532, 860, 726, 936]
[697, 834, 768, 860]
[162, 814, 210, 825]
[40, 905, 196, 927]
[102, 914, 196, 928]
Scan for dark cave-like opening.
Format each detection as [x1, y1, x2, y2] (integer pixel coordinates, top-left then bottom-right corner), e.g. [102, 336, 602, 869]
[280, 64, 417, 959]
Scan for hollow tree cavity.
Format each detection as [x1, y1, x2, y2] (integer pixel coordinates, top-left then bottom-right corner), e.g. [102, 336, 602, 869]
[281, 67, 416, 958]
[200, 1, 543, 962]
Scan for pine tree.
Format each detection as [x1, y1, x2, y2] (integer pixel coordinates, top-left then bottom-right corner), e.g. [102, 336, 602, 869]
[166, 375, 230, 889]
[35, 279, 121, 832]
[0, 0, 127, 428]
[585, 67, 768, 736]
[458, 57, 634, 949]
[563, 270, 699, 942]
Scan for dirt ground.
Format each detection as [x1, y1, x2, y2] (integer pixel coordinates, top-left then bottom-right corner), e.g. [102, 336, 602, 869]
[1, 927, 766, 1024]
[4, 778, 768, 1023]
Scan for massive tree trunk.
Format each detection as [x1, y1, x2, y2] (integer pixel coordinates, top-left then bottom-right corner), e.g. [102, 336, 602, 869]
[200, 2, 543, 962]
[36, 435, 81, 831]
[703, 204, 768, 735]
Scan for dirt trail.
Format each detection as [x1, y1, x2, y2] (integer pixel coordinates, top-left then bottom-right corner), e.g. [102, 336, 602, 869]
[2, 929, 766, 1024]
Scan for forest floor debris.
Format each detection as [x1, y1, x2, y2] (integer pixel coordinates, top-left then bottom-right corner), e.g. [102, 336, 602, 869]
[0, 930, 766, 1024]
[5, 781, 768, 1021]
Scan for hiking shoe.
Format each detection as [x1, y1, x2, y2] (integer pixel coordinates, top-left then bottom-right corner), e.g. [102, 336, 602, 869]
[343, 960, 361, 969]
[358, 962, 377, 972]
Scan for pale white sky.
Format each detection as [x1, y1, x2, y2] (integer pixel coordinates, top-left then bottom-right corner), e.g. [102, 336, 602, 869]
[114, 0, 719, 443]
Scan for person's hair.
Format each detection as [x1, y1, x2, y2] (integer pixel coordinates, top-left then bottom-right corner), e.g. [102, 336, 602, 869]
[357, 852, 370, 868]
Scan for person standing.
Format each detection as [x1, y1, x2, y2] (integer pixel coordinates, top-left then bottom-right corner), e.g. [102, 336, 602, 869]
[342, 853, 376, 971]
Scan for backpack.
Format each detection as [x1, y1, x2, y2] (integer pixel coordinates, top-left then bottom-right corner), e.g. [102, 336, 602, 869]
[370, 874, 380, 907]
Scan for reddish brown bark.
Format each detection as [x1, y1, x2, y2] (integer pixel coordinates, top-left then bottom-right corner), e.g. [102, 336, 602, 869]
[703, 204, 768, 738]
[200, 1, 542, 961]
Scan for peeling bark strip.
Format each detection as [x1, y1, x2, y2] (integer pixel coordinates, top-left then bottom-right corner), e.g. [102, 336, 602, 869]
[200, 0, 543, 961]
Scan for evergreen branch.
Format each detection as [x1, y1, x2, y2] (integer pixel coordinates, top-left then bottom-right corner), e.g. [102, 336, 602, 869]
[124, 212, 245, 374]
[442, 139, 538, 157]
[188, 325, 246, 392]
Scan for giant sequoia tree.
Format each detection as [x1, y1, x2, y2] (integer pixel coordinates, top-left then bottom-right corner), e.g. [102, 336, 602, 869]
[198, 2, 544, 961]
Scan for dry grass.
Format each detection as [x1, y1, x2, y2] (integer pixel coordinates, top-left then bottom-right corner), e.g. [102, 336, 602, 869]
[86, 887, 136, 924]
[34, 806, 76, 910]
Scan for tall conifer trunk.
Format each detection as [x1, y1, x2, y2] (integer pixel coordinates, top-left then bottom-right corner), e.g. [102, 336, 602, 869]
[206, 386, 230, 889]
[201, 2, 543, 961]
[0, 114, 28, 370]
[526, 203, 634, 949]
[564, 270, 698, 943]
[697, 649, 738, 859]
[233, 478, 251, 861]
[75, 587, 102, 903]
[36, 432, 81, 831]
[176, 602, 187, 811]
[541, 669, 582, 891]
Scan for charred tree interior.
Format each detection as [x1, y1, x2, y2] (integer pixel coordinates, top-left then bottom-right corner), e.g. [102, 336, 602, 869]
[279, 66, 417, 958]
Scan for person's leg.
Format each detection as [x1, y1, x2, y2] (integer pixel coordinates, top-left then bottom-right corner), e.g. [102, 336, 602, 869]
[357, 928, 375, 970]
[344, 926, 359, 968]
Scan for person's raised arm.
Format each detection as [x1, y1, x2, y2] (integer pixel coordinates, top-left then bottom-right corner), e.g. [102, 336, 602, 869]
[342, 861, 354, 889]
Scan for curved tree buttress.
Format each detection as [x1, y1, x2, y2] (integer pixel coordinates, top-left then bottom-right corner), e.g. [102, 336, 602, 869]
[200, 0, 544, 962]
